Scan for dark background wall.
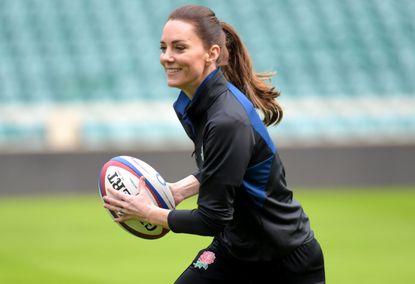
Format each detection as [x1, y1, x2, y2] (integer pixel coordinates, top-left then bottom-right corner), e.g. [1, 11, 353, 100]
[0, 145, 414, 196]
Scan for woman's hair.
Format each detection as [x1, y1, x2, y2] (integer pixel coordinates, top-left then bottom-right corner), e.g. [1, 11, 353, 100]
[168, 5, 283, 126]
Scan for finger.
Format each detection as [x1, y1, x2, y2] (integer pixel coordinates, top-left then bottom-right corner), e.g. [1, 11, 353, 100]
[114, 214, 133, 223]
[103, 202, 120, 212]
[103, 201, 130, 214]
[103, 195, 126, 208]
[138, 176, 147, 192]
[106, 187, 129, 201]
[138, 176, 151, 198]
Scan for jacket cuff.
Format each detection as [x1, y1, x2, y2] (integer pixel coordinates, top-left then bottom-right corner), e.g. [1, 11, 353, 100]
[192, 170, 202, 182]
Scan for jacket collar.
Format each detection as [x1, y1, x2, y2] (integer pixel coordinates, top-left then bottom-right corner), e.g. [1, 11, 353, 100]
[173, 68, 228, 120]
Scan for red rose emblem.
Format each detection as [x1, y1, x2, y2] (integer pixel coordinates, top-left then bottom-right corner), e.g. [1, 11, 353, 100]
[199, 251, 216, 265]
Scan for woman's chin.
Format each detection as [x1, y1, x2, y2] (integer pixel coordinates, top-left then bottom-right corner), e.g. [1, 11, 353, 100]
[167, 80, 182, 89]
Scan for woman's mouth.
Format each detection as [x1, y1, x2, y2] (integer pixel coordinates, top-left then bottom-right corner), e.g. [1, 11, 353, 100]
[166, 67, 181, 74]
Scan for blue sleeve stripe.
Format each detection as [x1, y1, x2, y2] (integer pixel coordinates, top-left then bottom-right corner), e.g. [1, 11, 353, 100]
[227, 83, 276, 154]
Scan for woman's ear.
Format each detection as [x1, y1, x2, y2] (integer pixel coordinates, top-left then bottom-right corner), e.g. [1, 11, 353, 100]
[206, 44, 220, 65]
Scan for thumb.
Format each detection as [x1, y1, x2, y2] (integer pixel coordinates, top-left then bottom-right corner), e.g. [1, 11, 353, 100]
[138, 176, 147, 194]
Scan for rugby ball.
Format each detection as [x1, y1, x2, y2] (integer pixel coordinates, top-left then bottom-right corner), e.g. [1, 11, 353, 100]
[99, 156, 175, 239]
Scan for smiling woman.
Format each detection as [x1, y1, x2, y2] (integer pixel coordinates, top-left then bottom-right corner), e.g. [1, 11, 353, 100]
[159, 20, 219, 97]
[159, 5, 283, 127]
[104, 4, 325, 284]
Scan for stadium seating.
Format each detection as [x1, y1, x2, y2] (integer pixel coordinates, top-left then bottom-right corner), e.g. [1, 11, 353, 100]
[0, 0, 414, 150]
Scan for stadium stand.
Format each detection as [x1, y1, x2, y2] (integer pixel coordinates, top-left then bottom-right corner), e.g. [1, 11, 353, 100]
[0, 0, 414, 151]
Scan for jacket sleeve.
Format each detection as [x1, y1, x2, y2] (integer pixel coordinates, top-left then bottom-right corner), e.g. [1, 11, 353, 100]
[168, 118, 254, 236]
[192, 170, 202, 182]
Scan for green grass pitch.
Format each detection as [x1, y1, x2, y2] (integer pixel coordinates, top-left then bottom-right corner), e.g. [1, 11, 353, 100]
[0, 187, 414, 283]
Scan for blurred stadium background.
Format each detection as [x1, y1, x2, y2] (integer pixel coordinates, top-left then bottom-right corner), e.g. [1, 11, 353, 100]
[1, 0, 415, 152]
[0, 0, 414, 283]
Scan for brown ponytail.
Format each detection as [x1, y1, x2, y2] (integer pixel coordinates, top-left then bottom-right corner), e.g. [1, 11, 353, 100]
[219, 22, 283, 126]
[168, 5, 283, 126]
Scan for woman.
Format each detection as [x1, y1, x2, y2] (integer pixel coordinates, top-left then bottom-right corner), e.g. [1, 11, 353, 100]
[104, 4, 325, 283]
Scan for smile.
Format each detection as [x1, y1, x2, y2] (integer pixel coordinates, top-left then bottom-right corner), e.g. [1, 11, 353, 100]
[166, 68, 181, 74]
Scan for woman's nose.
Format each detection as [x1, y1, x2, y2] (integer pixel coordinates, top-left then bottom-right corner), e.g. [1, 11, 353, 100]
[160, 50, 174, 63]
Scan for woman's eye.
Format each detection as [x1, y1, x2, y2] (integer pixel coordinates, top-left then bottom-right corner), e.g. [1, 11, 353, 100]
[175, 45, 186, 51]
[160, 46, 166, 53]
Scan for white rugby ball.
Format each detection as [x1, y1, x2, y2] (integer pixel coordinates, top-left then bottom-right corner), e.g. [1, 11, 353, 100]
[99, 156, 175, 239]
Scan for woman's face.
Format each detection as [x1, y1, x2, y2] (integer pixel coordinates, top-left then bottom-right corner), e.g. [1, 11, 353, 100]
[160, 20, 217, 97]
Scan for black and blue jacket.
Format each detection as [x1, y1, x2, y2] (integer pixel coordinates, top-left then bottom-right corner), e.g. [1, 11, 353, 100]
[168, 69, 313, 260]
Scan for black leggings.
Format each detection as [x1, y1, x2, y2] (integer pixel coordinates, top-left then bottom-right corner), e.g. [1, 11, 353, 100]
[175, 239, 325, 284]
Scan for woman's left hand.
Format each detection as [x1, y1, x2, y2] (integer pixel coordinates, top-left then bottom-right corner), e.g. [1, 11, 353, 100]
[103, 176, 155, 223]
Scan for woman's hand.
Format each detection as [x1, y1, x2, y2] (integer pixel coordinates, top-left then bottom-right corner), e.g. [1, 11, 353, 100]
[168, 175, 200, 206]
[103, 176, 156, 223]
[103, 175, 199, 229]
